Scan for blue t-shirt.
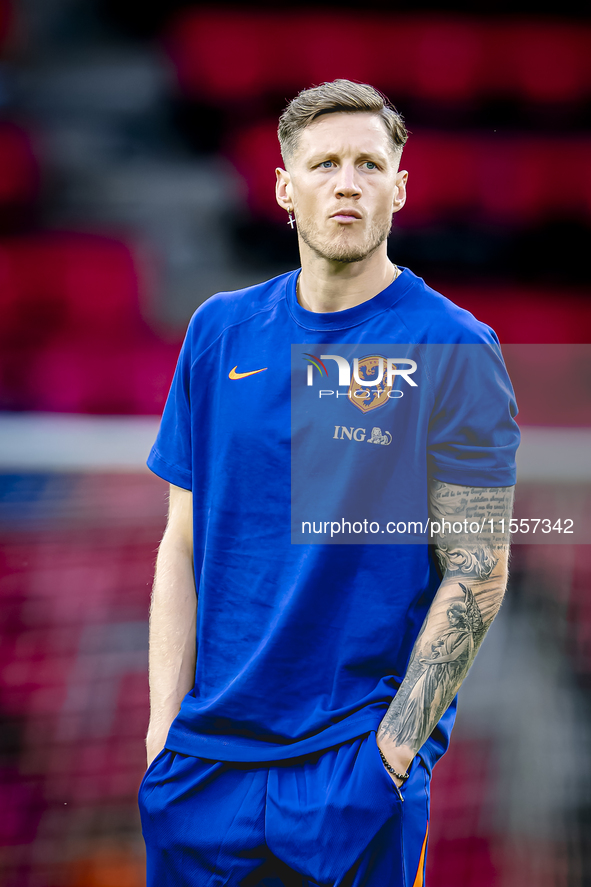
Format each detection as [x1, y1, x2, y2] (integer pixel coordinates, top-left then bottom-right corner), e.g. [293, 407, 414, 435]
[147, 267, 520, 773]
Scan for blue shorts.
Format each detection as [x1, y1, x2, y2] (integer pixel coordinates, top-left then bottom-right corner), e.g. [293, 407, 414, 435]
[139, 730, 430, 887]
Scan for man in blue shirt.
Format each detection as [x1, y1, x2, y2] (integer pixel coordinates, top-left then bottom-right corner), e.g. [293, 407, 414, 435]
[139, 79, 519, 886]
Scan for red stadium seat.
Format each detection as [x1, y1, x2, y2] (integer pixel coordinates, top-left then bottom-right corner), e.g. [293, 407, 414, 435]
[164, 11, 591, 106]
[427, 739, 498, 887]
[0, 233, 179, 414]
[488, 21, 591, 104]
[410, 18, 487, 102]
[27, 339, 179, 415]
[0, 233, 143, 335]
[444, 287, 591, 348]
[227, 120, 284, 221]
[0, 515, 158, 858]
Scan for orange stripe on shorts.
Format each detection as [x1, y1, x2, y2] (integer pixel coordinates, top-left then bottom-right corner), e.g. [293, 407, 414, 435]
[412, 822, 429, 887]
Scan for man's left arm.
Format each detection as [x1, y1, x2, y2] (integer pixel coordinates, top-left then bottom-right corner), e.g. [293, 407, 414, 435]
[377, 480, 515, 784]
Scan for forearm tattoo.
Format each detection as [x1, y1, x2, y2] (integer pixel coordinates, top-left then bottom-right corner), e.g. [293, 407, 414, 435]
[378, 482, 514, 753]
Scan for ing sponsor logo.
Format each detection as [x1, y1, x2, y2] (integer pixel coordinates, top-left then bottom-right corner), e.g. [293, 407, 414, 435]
[333, 425, 392, 445]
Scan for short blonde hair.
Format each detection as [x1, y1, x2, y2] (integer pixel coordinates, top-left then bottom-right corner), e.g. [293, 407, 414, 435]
[278, 79, 408, 165]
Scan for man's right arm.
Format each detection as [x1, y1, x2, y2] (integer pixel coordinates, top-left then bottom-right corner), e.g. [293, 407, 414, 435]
[146, 484, 197, 767]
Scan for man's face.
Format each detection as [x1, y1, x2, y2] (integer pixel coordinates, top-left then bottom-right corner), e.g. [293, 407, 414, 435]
[277, 112, 407, 265]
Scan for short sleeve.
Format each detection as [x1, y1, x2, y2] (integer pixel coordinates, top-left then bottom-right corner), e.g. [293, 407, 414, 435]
[427, 336, 520, 487]
[147, 323, 193, 490]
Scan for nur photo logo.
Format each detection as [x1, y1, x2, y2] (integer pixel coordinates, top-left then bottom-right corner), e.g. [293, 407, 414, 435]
[302, 352, 418, 413]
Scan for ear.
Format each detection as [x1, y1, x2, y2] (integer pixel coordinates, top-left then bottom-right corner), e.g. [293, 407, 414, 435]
[392, 169, 408, 215]
[275, 167, 293, 214]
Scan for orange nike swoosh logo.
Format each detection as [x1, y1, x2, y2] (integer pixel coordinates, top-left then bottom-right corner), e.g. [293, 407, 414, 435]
[229, 365, 268, 380]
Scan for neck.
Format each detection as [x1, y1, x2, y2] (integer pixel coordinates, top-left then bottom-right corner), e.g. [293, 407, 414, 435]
[296, 242, 398, 314]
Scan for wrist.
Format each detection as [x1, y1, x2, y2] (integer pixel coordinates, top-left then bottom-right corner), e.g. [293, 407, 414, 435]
[377, 746, 410, 783]
[146, 732, 167, 766]
[376, 735, 415, 777]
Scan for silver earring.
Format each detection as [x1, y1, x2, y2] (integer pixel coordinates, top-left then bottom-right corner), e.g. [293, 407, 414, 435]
[287, 210, 296, 229]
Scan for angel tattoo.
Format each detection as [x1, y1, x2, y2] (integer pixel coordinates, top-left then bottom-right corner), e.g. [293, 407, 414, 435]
[394, 583, 486, 747]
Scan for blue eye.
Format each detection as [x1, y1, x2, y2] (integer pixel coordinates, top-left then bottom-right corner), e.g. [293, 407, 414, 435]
[365, 161, 377, 170]
[320, 160, 333, 168]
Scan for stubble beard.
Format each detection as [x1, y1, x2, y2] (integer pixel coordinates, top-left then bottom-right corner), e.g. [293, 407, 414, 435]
[295, 213, 393, 264]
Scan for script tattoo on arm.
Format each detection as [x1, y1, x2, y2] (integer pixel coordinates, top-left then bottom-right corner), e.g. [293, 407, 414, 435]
[377, 481, 514, 761]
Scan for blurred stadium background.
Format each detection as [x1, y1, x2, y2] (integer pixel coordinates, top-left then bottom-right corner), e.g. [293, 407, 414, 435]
[0, 1, 590, 884]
